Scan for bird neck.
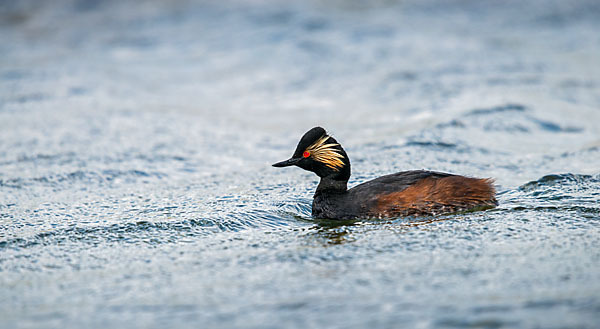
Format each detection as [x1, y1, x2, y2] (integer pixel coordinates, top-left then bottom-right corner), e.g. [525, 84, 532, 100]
[315, 176, 348, 195]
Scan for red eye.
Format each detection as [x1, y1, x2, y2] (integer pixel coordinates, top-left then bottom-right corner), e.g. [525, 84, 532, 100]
[303, 151, 310, 158]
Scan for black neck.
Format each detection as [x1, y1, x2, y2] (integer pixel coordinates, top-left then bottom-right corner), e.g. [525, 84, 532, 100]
[315, 177, 348, 195]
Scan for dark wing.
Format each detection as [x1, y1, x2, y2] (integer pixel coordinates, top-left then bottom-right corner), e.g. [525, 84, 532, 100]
[348, 170, 455, 197]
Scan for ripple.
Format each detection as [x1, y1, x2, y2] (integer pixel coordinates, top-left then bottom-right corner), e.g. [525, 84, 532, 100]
[498, 173, 600, 216]
[519, 173, 598, 190]
[465, 104, 527, 117]
[0, 169, 167, 189]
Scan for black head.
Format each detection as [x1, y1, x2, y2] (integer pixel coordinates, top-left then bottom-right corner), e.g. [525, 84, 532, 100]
[273, 127, 351, 181]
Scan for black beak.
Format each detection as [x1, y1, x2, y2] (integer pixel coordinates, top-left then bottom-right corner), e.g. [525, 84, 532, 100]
[272, 157, 301, 167]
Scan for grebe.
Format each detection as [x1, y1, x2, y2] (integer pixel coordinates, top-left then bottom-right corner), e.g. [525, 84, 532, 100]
[273, 127, 497, 219]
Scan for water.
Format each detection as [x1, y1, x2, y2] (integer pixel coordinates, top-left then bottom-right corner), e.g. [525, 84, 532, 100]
[1, 0, 600, 328]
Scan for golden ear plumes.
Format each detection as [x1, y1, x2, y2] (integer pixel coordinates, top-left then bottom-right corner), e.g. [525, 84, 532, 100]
[305, 135, 345, 171]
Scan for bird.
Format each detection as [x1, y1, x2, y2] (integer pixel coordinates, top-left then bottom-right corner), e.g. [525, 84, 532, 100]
[272, 127, 497, 220]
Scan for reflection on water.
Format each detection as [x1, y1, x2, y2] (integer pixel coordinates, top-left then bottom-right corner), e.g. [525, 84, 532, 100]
[2, 0, 600, 328]
[308, 222, 358, 246]
[309, 216, 466, 246]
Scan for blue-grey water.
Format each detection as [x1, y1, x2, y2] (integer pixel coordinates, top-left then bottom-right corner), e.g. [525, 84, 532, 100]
[1, 0, 600, 328]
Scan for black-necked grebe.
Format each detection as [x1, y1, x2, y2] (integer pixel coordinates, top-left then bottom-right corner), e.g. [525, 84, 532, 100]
[273, 127, 497, 220]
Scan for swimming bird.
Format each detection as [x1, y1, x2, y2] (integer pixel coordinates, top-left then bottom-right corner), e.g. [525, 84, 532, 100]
[273, 127, 497, 220]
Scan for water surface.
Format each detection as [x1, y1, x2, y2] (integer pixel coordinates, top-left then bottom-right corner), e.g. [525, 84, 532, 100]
[1, 0, 600, 328]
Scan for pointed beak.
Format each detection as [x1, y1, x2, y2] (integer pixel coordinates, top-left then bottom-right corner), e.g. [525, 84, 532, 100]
[272, 157, 301, 167]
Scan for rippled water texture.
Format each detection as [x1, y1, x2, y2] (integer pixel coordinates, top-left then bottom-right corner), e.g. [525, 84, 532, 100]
[1, 0, 600, 328]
